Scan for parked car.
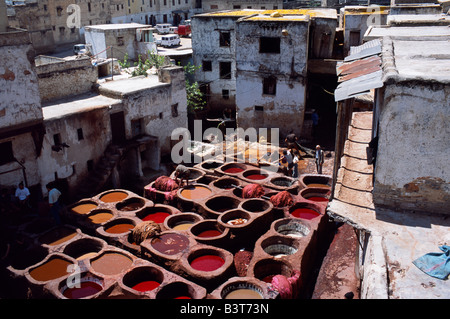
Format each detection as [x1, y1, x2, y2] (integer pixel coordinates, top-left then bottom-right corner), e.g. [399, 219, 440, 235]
[155, 23, 172, 34]
[169, 26, 178, 34]
[177, 24, 191, 37]
[161, 35, 180, 47]
[73, 43, 91, 55]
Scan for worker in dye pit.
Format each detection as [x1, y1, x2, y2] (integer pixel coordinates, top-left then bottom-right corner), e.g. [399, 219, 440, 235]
[315, 145, 324, 175]
[15, 182, 31, 212]
[174, 164, 190, 186]
[46, 183, 62, 225]
[284, 131, 299, 151]
[292, 149, 300, 178]
[278, 150, 293, 176]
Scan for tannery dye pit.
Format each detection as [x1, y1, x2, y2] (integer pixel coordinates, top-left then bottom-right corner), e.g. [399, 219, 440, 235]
[3, 158, 338, 300]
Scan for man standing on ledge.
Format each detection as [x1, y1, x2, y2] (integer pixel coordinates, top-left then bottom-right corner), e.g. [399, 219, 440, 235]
[315, 145, 324, 174]
[46, 183, 62, 224]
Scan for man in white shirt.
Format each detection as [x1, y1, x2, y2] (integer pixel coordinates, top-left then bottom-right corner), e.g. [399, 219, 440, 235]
[15, 182, 30, 211]
[46, 183, 62, 224]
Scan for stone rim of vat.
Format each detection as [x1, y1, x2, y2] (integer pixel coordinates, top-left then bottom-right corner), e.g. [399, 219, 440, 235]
[210, 176, 242, 191]
[115, 196, 152, 213]
[260, 235, 300, 258]
[216, 162, 249, 176]
[54, 271, 105, 299]
[141, 231, 193, 260]
[248, 258, 294, 283]
[136, 203, 180, 223]
[201, 195, 242, 218]
[83, 208, 116, 226]
[239, 198, 273, 215]
[25, 252, 77, 284]
[89, 248, 135, 278]
[267, 175, 298, 191]
[121, 265, 165, 294]
[37, 224, 81, 248]
[188, 219, 229, 242]
[164, 212, 203, 231]
[298, 187, 331, 205]
[218, 277, 267, 299]
[195, 159, 224, 174]
[95, 189, 131, 203]
[155, 280, 205, 299]
[96, 217, 138, 238]
[217, 209, 253, 230]
[176, 183, 214, 202]
[169, 167, 205, 183]
[181, 245, 234, 279]
[63, 237, 107, 261]
[68, 199, 99, 215]
[241, 168, 272, 183]
[272, 218, 311, 238]
[288, 201, 323, 219]
[298, 174, 332, 189]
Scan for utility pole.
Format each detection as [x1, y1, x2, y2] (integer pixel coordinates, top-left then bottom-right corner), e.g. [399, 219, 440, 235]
[111, 46, 114, 81]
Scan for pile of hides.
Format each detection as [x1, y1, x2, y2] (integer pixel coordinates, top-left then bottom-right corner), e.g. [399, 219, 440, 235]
[269, 270, 301, 299]
[154, 176, 179, 191]
[242, 184, 265, 199]
[130, 221, 161, 244]
[234, 250, 253, 276]
[270, 191, 293, 207]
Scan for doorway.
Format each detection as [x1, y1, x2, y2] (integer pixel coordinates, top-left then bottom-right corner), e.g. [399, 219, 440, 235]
[110, 111, 126, 144]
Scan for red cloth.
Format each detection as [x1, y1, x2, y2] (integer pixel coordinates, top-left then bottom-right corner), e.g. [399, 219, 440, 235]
[242, 184, 265, 199]
[270, 191, 293, 207]
[154, 176, 179, 191]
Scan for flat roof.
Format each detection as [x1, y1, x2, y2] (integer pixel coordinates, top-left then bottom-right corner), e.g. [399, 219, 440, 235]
[364, 25, 450, 41]
[98, 75, 163, 97]
[42, 92, 121, 120]
[85, 23, 150, 30]
[388, 14, 450, 25]
[199, 8, 337, 19]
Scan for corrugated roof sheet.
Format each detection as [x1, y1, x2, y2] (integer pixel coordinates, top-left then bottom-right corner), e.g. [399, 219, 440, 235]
[334, 39, 384, 102]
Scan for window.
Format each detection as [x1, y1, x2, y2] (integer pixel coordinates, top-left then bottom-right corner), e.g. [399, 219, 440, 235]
[233, 5, 241, 9]
[88, 2, 91, 12]
[159, 112, 163, 119]
[220, 31, 230, 47]
[255, 105, 264, 112]
[0, 141, 14, 165]
[171, 103, 179, 117]
[202, 60, 212, 72]
[260, 37, 280, 53]
[56, 6, 63, 16]
[44, 4, 47, 11]
[117, 36, 124, 46]
[53, 133, 61, 145]
[219, 62, 231, 79]
[263, 76, 277, 95]
[211, 5, 218, 9]
[222, 90, 229, 100]
[77, 128, 84, 140]
[131, 119, 143, 137]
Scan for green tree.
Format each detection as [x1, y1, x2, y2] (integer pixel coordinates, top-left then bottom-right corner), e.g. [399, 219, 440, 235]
[183, 62, 206, 115]
[118, 51, 165, 77]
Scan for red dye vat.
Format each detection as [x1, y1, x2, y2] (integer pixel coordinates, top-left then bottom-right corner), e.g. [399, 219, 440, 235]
[246, 174, 267, 180]
[63, 281, 103, 299]
[291, 208, 320, 220]
[262, 275, 275, 283]
[307, 196, 329, 202]
[196, 229, 222, 238]
[224, 167, 244, 174]
[142, 212, 170, 223]
[190, 255, 225, 271]
[132, 280, 160, 292]
[175, 296, 192, 299]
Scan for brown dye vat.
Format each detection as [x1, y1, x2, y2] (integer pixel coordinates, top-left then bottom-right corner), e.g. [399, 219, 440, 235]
[87, 210, 113, 224]
[91, 251, 133, 276]
[63, 238, 104, 261]
[222, 283, 264, 299]
[190, 220, 225, 239]
[29, 256, 73, 282]
[151, 233, 190, 255]
[165, 213, 203, 232]
[307, 183, 330, 189]
[71, 202, 98, 215]
[38, 226, 78, 246]
[218, 210, 251, 228]
[116, 197, 145, 212]
[301, 175, 331, 188]
[99, 191, 128, 203]
[180, 185, 212, 200]
[105, 223, 135, 234]
[172, 222, 194, 231]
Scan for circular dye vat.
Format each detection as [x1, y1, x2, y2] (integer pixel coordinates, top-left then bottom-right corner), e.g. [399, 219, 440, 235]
[224, 288, 263, 299]
[91, 252, 133, 276]
[100, 191, 128, 203]
[39, 227, 78, 246]
[227, 218, 247, 226]
[71, 203, 97, 215]
[142, 212, 171, 223]
[190, 255, 225, 272]
[223, 167, 244, 174]
[29, 257, 72, 282]
[246, 174, 267, 180]
[180, 185, 212, 200]
[105, 223, 135, 234]
[132, 281, 160, 292]
[151, 233, 189, 255]
[307, 183, 330, 189]
[172, 222, 194, 231]
[62, 278, 103, 299]
[87, 211, 113, 224]
[307, 196, 329, 203]
[117, 198, 145, 212]
[155, 282, 195, 299]
[275, 220, 310, 238]
[290, 208, 320, 220]
[197, 229, 222, 238]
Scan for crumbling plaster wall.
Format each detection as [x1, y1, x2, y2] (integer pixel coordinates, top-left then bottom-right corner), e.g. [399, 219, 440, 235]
[373, 83, 450, 214]
[36, 57, 98, 102]
[37, 107, 112, 197]
[235, 19, 309, 138]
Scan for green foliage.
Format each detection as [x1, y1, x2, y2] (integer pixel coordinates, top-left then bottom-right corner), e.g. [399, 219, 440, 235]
[118, 51, 165, 77]
[183, 62, 206, 114]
